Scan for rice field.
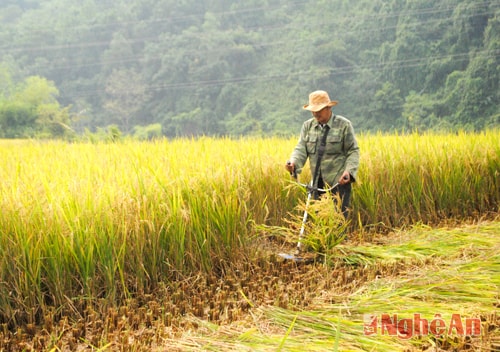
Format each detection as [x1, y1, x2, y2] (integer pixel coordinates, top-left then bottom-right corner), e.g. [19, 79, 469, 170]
[0, 131, 498, 351]
[174, 221, 499, 351]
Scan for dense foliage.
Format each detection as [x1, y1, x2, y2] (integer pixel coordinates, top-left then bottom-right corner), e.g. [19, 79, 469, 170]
[0, 0, 499, 138]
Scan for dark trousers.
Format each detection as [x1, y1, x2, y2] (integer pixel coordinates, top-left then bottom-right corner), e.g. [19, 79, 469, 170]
[316, 177, 352, 219]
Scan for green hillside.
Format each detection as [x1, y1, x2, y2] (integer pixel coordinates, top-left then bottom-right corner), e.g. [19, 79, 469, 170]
[1, 0, 499, 138]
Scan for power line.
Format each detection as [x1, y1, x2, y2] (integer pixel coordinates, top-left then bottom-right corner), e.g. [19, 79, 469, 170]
[5, 6, 498, 73]
[59, 49, 500, 100]
[1, 0, 497, 54]
[1, 0, 498, 101]
[6, 0, 496, 35]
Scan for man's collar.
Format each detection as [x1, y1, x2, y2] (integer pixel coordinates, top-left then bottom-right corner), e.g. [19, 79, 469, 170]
[313, 113, 334, 128]
[326, 113, 335, 127]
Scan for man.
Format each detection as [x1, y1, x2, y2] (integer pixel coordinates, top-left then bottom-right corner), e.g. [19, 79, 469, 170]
[285, 90, 360, 219]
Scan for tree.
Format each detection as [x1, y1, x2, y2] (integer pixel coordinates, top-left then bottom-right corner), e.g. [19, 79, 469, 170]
[0, 65, 14, 98]
[0, 75, 72, 138]
[104, 68, 149, 132]
[36, 103, 73, 138]
[402, 92, 446, 132]
[166, 108, 203, 137]
[225, 101, 263, 136]
[0, 100, 36, 138]
[368, 82, 404, 131]
[133, 123, 162, 140]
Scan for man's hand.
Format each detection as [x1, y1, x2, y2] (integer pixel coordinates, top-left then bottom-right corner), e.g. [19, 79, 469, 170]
[339, 171, 350, 185]
[285, 161, 295, 175]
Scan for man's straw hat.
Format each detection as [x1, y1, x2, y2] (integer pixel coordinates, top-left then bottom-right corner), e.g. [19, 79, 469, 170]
[303, 90, 338, 112]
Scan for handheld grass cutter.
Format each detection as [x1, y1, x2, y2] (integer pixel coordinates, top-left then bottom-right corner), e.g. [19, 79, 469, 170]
[279, 166, 339, 263]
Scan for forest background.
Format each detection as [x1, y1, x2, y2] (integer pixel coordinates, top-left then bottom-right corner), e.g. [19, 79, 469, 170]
[0, 0, 499, 139]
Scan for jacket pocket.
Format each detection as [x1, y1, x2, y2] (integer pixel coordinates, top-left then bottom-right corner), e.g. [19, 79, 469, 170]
[325, 135, 342, 154]
[305, 135, 317, 154]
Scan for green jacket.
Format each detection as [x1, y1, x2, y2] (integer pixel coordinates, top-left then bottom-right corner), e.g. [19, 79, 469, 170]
[290, 114, 360, 186]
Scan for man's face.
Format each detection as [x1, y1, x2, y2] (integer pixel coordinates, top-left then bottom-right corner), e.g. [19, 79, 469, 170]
[311, 106, 331, 124]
